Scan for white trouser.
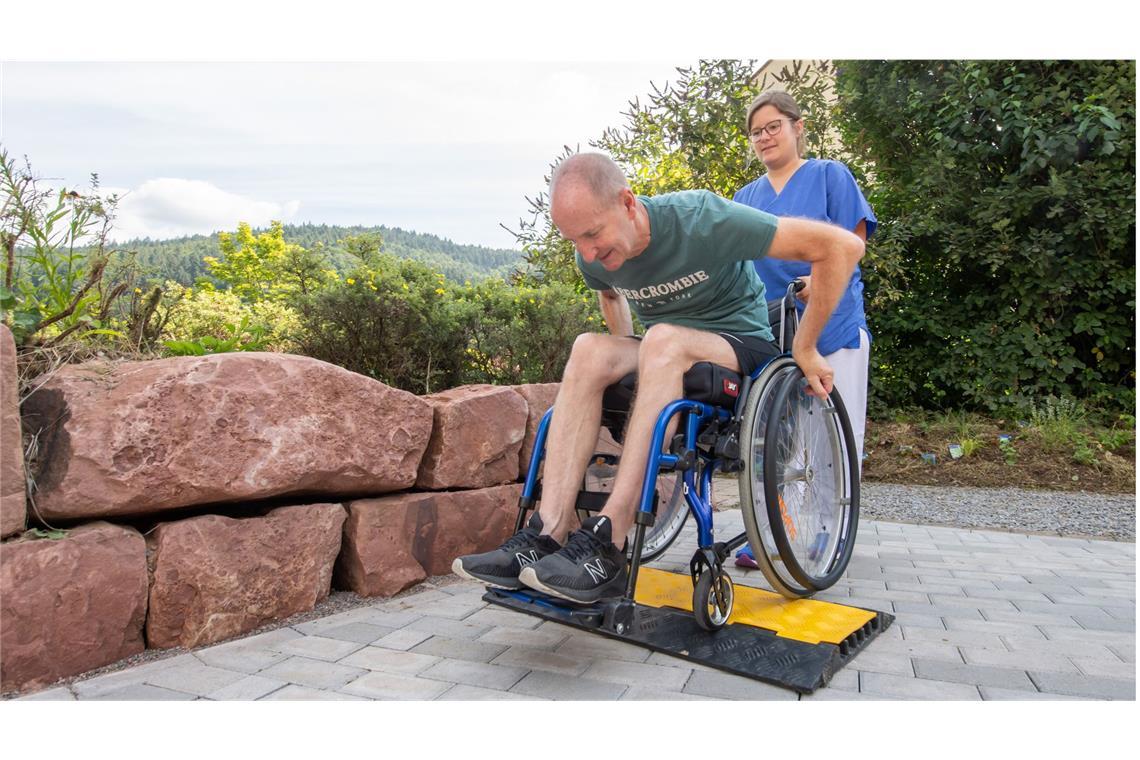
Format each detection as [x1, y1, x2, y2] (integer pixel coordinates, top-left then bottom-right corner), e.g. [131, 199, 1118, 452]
[824, 328, 869, 465]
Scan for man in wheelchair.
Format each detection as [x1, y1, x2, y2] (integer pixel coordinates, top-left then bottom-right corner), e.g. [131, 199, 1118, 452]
[454, 152, 864, 604]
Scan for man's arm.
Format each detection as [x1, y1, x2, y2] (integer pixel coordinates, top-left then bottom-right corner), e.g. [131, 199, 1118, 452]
[598, 289, 634, 336]
[766, 217, 865, 397]
[791, 220, 868, 304]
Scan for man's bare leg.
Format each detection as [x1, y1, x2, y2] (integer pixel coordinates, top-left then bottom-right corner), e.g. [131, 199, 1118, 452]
[535, 332, 641, 543]
[598, 324, 741, 541]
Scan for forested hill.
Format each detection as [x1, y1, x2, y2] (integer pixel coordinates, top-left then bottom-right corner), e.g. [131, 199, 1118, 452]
[115, 223, 523, 285]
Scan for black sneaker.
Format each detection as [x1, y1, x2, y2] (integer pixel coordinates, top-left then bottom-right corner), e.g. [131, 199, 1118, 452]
[518, 515, 628, 603]
[451, 513, 561, 590]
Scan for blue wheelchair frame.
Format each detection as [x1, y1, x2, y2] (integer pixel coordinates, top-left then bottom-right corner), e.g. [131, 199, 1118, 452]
[515, 352, 782, 630]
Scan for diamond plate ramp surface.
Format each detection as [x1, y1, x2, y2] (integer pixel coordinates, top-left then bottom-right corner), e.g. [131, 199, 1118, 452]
[484, 570, 893, 694]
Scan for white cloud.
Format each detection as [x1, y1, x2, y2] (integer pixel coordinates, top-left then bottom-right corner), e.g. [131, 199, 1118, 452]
[107, 178, 301, 241]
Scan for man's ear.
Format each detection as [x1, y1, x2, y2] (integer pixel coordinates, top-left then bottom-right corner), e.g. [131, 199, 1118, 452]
[619, 187, 637, 215]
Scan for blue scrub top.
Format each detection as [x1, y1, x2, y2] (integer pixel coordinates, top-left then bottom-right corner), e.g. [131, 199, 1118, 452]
[733, 159, 876, 355]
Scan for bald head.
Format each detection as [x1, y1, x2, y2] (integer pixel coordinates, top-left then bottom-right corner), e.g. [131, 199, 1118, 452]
[549, 152, 629, 207]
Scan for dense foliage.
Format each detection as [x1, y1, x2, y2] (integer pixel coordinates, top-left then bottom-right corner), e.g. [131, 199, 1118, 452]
[292, 254, 595, 393]
[835, 60, 1135, 413]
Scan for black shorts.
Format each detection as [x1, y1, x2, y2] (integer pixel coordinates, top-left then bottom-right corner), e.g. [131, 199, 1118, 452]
[714, 332, 781, 376]
[628, 331, 780, 377]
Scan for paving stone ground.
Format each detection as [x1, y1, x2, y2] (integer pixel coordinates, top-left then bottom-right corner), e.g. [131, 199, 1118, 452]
[18, 500, 1135, 701]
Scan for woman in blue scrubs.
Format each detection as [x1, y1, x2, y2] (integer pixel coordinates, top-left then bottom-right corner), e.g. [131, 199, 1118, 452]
[734, 90, 876, 569]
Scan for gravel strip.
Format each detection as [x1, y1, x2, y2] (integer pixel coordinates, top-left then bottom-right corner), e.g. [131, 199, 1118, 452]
[713, 478, 1135, 541]
[859, 482, 1135, 541]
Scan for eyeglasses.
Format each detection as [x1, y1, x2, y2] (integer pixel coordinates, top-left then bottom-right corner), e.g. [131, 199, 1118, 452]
[748, 119, 787, 142]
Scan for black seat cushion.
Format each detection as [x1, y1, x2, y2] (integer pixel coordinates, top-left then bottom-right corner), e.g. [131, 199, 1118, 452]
[600, 362, 742, 444]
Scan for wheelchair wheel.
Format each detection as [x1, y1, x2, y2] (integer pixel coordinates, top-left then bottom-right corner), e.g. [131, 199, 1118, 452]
[738, 357, 860, 599]
[580, 458, 687, 564]
[693, 569, 734, 632]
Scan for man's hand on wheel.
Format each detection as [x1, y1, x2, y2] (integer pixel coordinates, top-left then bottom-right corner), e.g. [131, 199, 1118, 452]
[791, 343, 834, 399]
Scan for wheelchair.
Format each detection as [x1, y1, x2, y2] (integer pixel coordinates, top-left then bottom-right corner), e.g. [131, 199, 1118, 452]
[513, 281, 860, 634]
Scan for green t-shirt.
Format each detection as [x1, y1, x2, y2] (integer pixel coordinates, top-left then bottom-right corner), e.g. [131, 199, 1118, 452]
[576, 190, 778, 340]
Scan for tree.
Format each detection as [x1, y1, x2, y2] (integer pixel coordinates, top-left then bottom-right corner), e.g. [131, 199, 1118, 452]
[508, 59, 838, 288]
[835, 60, 1135, 412]
[203, 221, 330, 303]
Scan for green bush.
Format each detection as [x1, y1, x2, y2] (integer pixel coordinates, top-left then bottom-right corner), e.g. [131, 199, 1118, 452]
[459, 279, 597, 385]
[835, 60, 1135, 413]
[161, 283, 300, 353]
[291, 254, 599, 393]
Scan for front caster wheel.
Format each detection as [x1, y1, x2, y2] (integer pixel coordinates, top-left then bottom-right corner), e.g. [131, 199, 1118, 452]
[693, 570, 734, 631]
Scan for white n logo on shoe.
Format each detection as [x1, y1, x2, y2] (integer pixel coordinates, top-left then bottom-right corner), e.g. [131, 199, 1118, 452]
[584, 559, 608, 583]
[515, 550, 538, 567]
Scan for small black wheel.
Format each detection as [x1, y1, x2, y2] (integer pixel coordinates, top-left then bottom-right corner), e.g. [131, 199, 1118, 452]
[693, 570, 734, 632]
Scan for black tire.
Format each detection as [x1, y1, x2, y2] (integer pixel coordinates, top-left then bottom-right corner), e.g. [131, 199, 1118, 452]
[580, 457, 687, 564]
[738, 357, 859, 599]
[693, 569, 734, 631]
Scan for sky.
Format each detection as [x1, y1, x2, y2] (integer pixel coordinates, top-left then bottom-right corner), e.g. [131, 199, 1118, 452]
[3, 2, 1132, 253]
[1, 61, 690, 249]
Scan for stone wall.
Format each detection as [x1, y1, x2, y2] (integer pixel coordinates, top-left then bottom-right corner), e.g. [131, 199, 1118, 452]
[0, 348, 568, 694]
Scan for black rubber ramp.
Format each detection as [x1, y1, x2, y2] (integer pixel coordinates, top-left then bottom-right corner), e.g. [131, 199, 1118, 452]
[484, 582, 894, 694]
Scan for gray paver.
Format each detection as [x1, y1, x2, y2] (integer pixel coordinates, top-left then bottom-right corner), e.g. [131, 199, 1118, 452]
[943, 618, 1047, 640]
[800, 687, 893, 700]
[682, 670, 798, 700]
[1000, 634, 1118, 660]
[410, 635, 507, 663]
[70, 654, 199, 698]
[372, 628, 434, 652]
[193, 644, 291, 674]
[16, 686, 76, 701]
[419, 659, 529, 690]
[555, 633, 652, 664]
[491, 645, 590, 676]
[463, 607, 545, 630]
[338, 646, 440, 675]
[862, 637, 964, 663]
[859, 671, 981, 700]
[404, 615, 491, 640]
[144, 661, 249, 696]
[580, 658, 692, 691]
[979, 687, 1094, 700]
[340, 671, 453, 700]
[912, 658, 1037, 691]
[509, 670, 629, 700]
[478, 625, 571, 650]
[89, 683, 198, 700]
[258, 656, 366, 690]
[310, 622, 396, 644]
[620, 686, 713, 700]
[437, 684, 542, 700]
[272, 635, 367, 662]
[1028, 671, 1136, 699]
[846, 649, 914, 676]
[960, 646, 1080, 674]
[1070, 657, 1137, 680]
[259, 685, 367, 701]
[207, 674, 289, 700]
[900, 626, 1006, 650]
